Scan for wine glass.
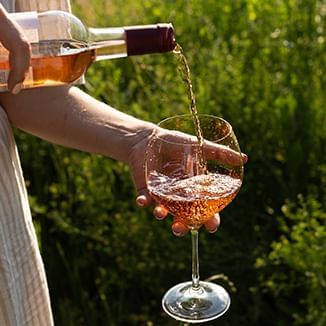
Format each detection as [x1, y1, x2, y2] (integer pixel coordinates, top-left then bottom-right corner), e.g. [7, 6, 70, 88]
[145, 114, 244, 323]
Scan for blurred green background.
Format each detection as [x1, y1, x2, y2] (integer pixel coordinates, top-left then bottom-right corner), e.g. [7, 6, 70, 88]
[16, 0, 325, 325]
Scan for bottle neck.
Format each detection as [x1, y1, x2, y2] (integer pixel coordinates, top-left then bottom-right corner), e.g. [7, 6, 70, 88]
[88, 27, 127, 61]
[88, 23, 176, 61]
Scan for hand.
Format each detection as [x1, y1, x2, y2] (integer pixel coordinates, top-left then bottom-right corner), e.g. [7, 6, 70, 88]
[136, 195, 220, 236]
[147, 200, 221, 236]
[129, 126, 247, 237]
[0, 4, 30, 94]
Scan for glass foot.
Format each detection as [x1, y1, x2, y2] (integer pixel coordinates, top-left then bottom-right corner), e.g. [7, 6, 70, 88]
[162, 281, 230, 323]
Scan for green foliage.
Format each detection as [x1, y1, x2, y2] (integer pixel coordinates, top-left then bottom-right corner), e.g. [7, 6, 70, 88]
[255, 195, 326, 325]
[14, 0, 325, 324]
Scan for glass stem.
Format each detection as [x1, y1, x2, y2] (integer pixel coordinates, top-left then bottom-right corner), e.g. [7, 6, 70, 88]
[191, 228, 200, 289]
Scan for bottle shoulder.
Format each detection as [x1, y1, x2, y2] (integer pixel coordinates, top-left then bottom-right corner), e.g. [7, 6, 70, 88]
[37, 10, 88, 42]
[8, 10, 88, 43]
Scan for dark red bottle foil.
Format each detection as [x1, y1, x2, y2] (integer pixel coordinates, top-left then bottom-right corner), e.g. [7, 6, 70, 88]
[125, 23, 176, 55]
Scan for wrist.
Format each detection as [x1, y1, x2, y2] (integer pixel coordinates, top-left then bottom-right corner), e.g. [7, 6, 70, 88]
[122, 120, 156, 164]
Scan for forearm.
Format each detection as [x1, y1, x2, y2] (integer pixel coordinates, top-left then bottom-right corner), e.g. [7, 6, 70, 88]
[0, 86, 155, 163]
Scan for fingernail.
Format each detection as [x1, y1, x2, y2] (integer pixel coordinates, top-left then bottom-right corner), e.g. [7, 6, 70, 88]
[154, 206, 168, 220]
[242, 153, 248, 163]
[136, 196, 146, 207]
[172, 222, 186, 237]
[154, 212, 165, 220]
[208, 227, 218, 234]
[11, 83, 22, 95]
[172, 230, 182, 236]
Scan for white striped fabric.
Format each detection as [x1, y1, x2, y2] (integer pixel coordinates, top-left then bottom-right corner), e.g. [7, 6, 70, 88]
[16, 0, 71, 12]
[0, 0, 72, 324]
[1, 0, 71, 12]
[0, 107, 54, 325]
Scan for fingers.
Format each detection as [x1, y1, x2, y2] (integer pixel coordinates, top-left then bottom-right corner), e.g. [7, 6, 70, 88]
[136, 190, 220, 237]
[155, 128, 248, 167]
[136, 189, 186, 236]
[136, 190, 169, 220]
[135, 194, 149, 207]
[0, 4, 31, 94]
[8, 40, 31, 93]
[204, 213, 220, 233]
[172, 213, 220, 237]
[153, 205, 169, 220]
[204, 141, 248, 166]
[171, 221, 188, 237]
[136, 185, 170, 219]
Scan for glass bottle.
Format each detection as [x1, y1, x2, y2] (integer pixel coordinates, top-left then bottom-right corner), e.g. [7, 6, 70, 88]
[0, 10, 176, 91]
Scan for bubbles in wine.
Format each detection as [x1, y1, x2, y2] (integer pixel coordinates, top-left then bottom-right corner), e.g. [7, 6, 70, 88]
[148, 171, 241, 228]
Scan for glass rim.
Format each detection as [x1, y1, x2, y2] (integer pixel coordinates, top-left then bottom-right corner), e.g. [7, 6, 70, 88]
[156, 114, 233, 144]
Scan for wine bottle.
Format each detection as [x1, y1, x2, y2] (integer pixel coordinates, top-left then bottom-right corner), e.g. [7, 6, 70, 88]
[0, 10, 176, 91]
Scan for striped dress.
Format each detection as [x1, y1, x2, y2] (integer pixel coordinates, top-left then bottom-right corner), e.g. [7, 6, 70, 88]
[0, 1, 70, 325]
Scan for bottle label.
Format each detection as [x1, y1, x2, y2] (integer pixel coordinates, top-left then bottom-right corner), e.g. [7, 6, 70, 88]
[10, 11, 39, 43]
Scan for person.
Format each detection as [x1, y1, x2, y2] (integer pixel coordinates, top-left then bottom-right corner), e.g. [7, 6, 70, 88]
[0, 1, 246, 325]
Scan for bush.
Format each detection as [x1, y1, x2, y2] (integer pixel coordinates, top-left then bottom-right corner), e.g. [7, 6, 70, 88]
[255, 195, 326, 325]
